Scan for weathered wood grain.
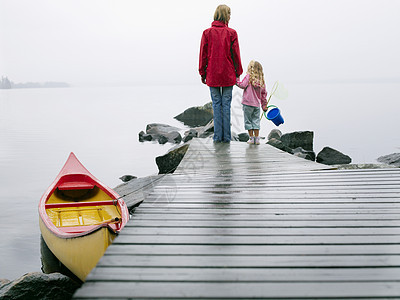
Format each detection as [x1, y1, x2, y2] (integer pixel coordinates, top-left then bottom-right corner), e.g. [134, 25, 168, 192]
[104, 244, 400, 255]
[73, 139, 400, 299]
[86, 266, 400, 282]
[74, 281, 400, 299]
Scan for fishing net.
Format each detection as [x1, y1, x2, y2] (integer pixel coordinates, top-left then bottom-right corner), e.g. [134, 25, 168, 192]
[261, 81, 288, 121]
[269, 81, 288, 101]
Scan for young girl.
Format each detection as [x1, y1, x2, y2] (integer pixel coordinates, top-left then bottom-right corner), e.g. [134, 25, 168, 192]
[236, 60, 268, 145]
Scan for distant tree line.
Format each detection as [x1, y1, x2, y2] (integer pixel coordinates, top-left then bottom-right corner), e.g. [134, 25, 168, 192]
[0, 76, 69, 89]
[1, 76, 12, 89]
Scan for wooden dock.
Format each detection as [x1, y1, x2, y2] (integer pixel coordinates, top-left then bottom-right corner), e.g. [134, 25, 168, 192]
[74, 138, 400, 299]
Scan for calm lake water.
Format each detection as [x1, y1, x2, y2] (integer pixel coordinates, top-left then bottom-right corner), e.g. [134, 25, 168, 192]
[0, 82, 399, 280]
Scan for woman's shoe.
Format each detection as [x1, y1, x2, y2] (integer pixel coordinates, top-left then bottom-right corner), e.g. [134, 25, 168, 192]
[255, 137, 260, 145]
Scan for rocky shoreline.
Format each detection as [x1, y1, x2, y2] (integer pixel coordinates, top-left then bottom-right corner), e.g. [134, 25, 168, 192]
[2, 102, 398, 299]
[138, 102, 398, 174]
[0, 272, 80, 300]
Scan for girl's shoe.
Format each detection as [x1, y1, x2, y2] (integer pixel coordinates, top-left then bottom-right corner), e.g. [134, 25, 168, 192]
[247, 137, 255, 144]
[255, 137, 260, 145]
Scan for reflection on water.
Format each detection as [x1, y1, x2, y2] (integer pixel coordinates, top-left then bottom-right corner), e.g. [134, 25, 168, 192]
[209, 142, 237, 196]
[245, 144, 263, 175]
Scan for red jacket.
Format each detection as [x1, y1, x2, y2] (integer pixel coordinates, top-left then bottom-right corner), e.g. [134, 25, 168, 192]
[199, 21, 243, 87]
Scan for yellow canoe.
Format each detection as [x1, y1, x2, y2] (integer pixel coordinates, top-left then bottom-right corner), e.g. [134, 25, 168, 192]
[38, 153, 129, 281]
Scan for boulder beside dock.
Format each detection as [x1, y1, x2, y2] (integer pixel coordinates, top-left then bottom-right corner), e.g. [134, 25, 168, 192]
[0, 272, 80, 300]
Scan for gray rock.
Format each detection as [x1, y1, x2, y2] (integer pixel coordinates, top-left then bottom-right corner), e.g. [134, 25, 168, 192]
[146, 123, 181, 135]
[238, 132, 250, 142]
[377, 153, 400, 167]
[292, 147, 316, 161]
[335, 163, 397, 170]
[138, 130, 152, 142]
[281, 131, 314, 151]
[268, 129, 282, 141]
[316, 146, 352, 165]
[174, 102, 213, 127]
[0, 272, 80, 300]
[267, 138, 293, 153]
[164, 131, 182, 144]
[157, 135, 169, 144]
[183, 129, 198, 142]
[139, 124, 182, 144]
[156, 132, 182, 144]
[0, 279, 10, 287]
[119, 175, 137, 182]
[156, 143, 190, 174]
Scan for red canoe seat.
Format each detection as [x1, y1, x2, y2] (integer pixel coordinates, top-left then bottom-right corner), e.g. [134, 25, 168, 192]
[58, 181, 95, 190]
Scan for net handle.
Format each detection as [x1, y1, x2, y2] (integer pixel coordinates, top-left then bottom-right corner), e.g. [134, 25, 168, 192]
[261, 105, 278, 120]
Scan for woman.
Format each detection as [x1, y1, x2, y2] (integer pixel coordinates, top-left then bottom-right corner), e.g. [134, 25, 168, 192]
[199, 4, 243, 143]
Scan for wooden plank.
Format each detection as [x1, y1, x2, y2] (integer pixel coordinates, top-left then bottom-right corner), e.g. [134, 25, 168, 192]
[113, 235, 400, 245]
[153, 176, 400, 185]
[170, 178, 400, 185]
[120, 226, 400, 236]
[114, 174, 167, 209]
[86, 266, 400, 282]
[105, 244, 400, 255]
[170, 170, 400, 178]
[129, 213, 400, 220]
[73, 281, 400, 299]
[156, 167, 400, 176]
[142, 195, 400, 203]
[97, 254, 400, 268]
[148, 187, 400, 193]
[138, 203, 400, 209]
[134, 208, 400, 214]
[151, 189, 400, 196]
[126, 219, 400, 227]
[154, 179, 400, 186]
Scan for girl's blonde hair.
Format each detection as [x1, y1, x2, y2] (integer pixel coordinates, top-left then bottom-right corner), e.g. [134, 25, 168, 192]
[214, 4, 231, 23]
[247, 60, 265, 88]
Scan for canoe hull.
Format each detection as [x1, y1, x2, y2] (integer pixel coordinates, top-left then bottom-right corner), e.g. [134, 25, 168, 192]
[38, 153, 129, 282]
[39, 218, 115, 281]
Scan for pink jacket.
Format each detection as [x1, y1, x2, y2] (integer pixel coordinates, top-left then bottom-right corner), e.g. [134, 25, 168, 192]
[236, 74, 268, 108]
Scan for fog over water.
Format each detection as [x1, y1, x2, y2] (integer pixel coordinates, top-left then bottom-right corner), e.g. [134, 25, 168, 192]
[0, 0, 400, 282]
[1, 0, 399, 86]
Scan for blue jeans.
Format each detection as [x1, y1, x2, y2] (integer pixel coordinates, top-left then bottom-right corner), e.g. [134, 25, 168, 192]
[209, 86, 233, 142]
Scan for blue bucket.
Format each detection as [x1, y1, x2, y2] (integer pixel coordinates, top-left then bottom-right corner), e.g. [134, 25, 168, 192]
[266, 107, 284, 126]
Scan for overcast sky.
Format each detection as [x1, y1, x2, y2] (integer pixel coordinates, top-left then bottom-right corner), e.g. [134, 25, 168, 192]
[1, 0, 399, 86]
